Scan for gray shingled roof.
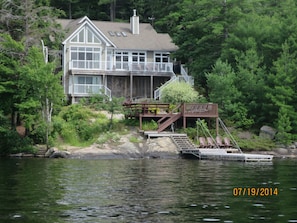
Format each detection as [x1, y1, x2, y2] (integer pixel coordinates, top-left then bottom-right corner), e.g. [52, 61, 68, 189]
[57, 17, 178, 51]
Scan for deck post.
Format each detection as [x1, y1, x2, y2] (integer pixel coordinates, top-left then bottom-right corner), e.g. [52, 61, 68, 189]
[150, 75, 153, 99]
[139, 114, 143, 130]
[130, 73, 133, 99]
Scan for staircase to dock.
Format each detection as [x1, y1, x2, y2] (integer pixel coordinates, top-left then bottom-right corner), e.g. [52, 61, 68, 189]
[157, 113, 182, 132]
[171, 135, 201, 158]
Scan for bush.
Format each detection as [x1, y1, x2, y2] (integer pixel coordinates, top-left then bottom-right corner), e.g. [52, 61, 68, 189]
[161, 82, 204, 104]
[52, 104, 110, 146]
[0, 129, 34, 155]
[142, 120, 158, 131]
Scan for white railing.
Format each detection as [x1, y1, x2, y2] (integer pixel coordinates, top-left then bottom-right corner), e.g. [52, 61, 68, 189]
[70, 84, 111, 100]
[153, 64, 194, 100]
[69, 60, 173, 73]
[180, 65, 194, 86]
[70, 60, 101, 70]
[154, 75, 177, 100]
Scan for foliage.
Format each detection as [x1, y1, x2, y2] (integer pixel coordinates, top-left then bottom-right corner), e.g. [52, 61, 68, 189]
[52, 104, 110, 146]
[161, 82, 202, 104]
[81, 95, 124, 129]
[142, 120, 158, 131]
[275, 107, 292, 145]
[180, 127, 197, 143]
[0, 111, 34, 154]
[96, 131, 121, 145]
[236, 136, 276, 151]
[0, 0, 65, 50]
[129, 136, 142, 143]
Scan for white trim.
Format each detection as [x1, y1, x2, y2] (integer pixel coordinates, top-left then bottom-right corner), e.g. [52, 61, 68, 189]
[63, 44, 67, 94]
[62, 17, 115, 47]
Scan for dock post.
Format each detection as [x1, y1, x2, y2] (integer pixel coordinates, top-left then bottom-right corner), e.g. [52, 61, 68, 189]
[139, 114, 143, 130]
[216, 117, 219, 136]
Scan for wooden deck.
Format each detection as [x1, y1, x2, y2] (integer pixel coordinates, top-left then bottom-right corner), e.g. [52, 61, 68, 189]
[123, 102, 219, 133]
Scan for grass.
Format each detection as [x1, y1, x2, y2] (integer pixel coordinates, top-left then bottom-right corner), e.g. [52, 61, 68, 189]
[129, 136, 142, 143]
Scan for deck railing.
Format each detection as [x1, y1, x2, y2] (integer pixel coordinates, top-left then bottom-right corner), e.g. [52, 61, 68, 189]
[123, 102, 218, 118]
[182, 103, 218, 117]
[69, 84, 111, 100]
[69, 60, 173, 73]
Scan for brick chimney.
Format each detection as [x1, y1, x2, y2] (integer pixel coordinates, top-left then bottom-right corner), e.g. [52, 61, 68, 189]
[130, 9, 139, 35]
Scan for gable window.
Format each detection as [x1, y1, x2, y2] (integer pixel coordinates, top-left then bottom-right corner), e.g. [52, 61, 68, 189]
[70, 47, 101, 69]
[70, 26, 101, 44]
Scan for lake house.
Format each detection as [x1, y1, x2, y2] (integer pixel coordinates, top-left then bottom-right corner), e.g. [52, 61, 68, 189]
[59, 10, 192, 103]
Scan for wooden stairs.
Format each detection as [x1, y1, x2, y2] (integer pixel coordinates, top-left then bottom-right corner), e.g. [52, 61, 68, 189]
[157, 113, 182, 132]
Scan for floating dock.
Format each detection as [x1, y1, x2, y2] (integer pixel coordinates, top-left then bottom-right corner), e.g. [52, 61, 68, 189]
[169, 133, 273, 162]
[144, 131, 273, 162]
[180, 148, 273, 162]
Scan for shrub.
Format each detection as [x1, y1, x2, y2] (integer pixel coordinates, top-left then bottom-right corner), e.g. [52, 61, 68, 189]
[52, 104, 110, 145]
[161, 82, 204, 104]
[0, 129, 34, 155]
[142, 120, 158, 131]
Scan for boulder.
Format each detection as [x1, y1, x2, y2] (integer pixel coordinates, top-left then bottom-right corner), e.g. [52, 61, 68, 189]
[49, 150, 70, 158]
[259, 126, 277, 140]
[45, 147, 57, 158]
[275, 148, 289, 155]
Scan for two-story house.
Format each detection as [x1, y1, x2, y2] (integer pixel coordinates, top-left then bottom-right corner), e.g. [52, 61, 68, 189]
[59, 10, 191, 103]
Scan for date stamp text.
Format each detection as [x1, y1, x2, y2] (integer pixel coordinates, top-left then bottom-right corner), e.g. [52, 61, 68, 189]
[233, 187, 278, 196]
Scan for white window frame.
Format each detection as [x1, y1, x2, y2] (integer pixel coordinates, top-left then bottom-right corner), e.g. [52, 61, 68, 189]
[70, 26, 101, 44]
[70, 46, 101, 69]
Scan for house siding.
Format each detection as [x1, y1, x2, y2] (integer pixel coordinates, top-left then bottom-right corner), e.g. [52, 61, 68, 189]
[60, 16, 178, 103]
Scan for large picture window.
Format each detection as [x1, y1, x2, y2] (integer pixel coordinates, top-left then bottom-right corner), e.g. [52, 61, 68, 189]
[71, 76, 102, 94]
[70, 47, 101, 69]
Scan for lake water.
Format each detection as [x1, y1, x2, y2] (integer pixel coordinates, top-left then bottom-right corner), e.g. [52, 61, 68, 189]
[0, 157, 296, 223]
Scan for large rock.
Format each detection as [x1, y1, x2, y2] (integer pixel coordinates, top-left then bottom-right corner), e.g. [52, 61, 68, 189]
[49, 150, 70, 158]
[259, 126, 277, 140]
[45, 147, 57, 158]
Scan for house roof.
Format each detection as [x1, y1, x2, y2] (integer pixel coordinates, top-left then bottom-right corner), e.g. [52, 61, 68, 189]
[58, 17, 178, 52]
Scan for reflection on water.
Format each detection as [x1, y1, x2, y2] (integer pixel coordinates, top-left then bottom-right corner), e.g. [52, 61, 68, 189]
[0, 158, 296, 222]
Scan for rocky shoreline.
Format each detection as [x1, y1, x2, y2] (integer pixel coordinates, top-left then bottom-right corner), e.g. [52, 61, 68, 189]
[10, 134, 297, 160]
[8, 124, 297, 159]
[45, 136, 180, 159]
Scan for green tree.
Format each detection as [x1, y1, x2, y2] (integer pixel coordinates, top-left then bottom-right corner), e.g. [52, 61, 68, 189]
[17, 46, 64, 146]
[234, 39, 267, 127]
[161, 82, 202, 104]
[206, 59, 247, 126]
[275, 107, 292, 145]
[159, 0, 245, 92]
[0, 34, 25, 128]
[0, 0, 64, 50]
[266, 41, 297, 133]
